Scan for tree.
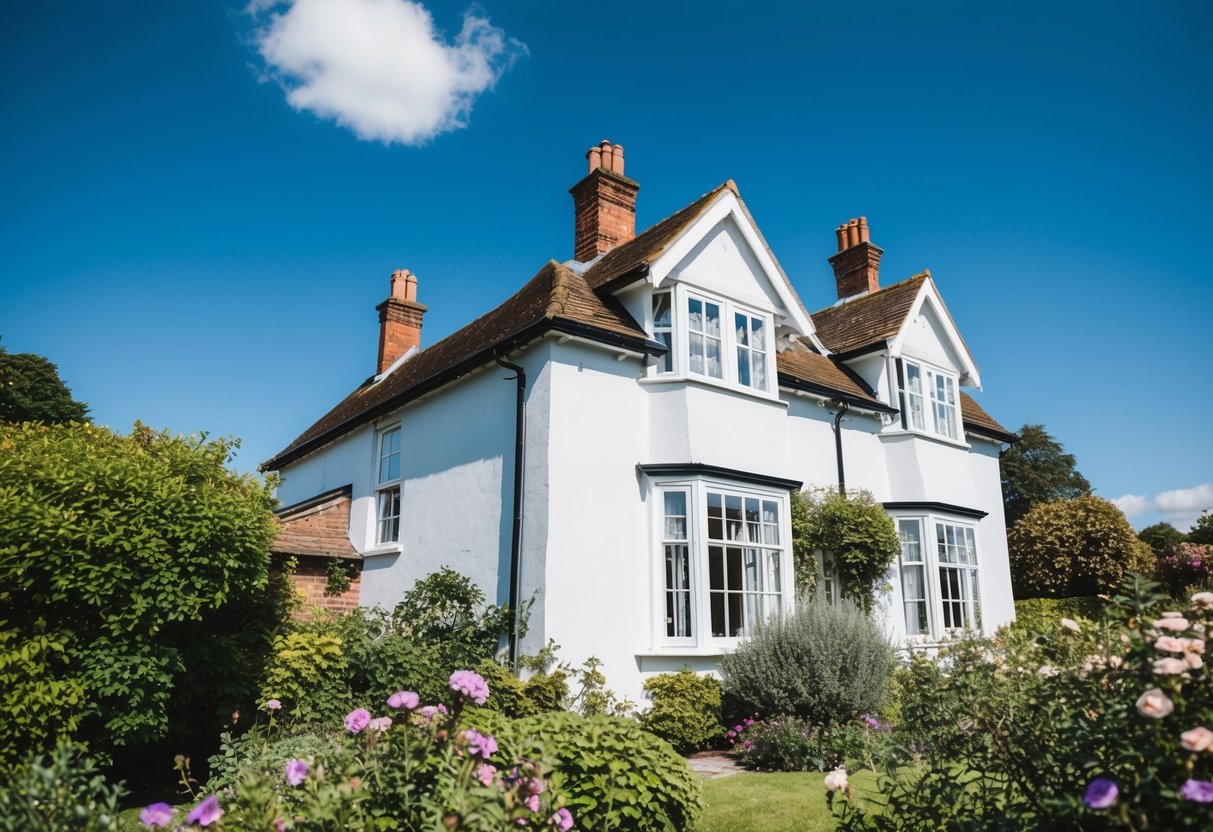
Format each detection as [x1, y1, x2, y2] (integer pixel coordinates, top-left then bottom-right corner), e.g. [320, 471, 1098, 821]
[0, 421, 285, 772]
[1008, 495, 1153, 598]
[1138, 521, 1186, 559]
[1189, 512, 1213, 546]
[999, 424, 1091, 528]
[0, 344, 89, 424]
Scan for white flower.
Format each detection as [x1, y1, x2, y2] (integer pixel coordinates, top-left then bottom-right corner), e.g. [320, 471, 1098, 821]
[1161, 611, 1185, 619]
[1181, 726, 1213, 752]
[1060, 618, 1081, 633]
[1037, 664, 1060, 677]
[1192, 592, 1213, 611]
[1154, 617, 1191, 632]
[1185, 652, 1204, 670]
[1108, 655, 1124, 669]
[1187, 638, 1206, 654]
[1153, 657, 1187, 675]
[1156, 635, 1185, 653]
[824, 767, 849, 792]
[1136, 688, 1175, 719]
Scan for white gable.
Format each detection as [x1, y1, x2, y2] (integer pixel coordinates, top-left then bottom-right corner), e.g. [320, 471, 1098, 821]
[889, 279, 981, 388]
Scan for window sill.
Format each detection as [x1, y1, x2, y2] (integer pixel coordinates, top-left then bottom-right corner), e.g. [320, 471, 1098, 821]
[636, 646, 733, 658]
[638, 375, 788, 408]
[880, 428, 970, 450]
[362, 544, 402, 558]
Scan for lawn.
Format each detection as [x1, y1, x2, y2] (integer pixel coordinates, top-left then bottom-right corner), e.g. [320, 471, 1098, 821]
[700, 770, 880, 832]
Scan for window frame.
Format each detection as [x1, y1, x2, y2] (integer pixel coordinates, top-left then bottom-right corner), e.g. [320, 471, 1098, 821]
[898, 358, 961, 441]
[890, 511, 983, 641]
[375, 424, 402, 546]
[651, 477, 793, 649]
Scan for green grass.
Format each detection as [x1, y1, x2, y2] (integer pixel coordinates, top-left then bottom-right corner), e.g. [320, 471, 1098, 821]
[700, 770, 881, 832]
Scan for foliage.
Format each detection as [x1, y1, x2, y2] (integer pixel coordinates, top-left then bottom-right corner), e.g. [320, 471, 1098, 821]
[830, 574, 1213, 830]
[260, 630, 351, 725]
[1155, 542, 1213, 598]
[1009, 595, 1102, 638]
[509, 710, 703, 832]
[0, 422, 283, 770]
[324, 557, 357, 597]
[789, 490, 819, 597]
[1139, 521, 1187, 559]
[729, 714, 895, 774]
[639, 669, 723, 753]
[1008, 494, 1153, 598]
[391, 566, 512, 670]
[0, 742, 125, 832]
[792, 488, 899, 611]
[999, 423, 1091, 528]
[1189, 512, 1213, 546]
[720, 600, 894, 726]
[0, 344, 89, 425]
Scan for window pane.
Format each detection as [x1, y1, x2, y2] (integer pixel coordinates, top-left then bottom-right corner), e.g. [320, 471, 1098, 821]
[663, 491, 687, 539]
[751, 317, 765, 348]
[705, 302, 721, 336]
[737, 348, 750, 386]
[656, 332, 672, 372]
[707, 492, 723, 540]
[377, 487, 401, 544]
[744, 548, 761, 591]
[899, 519, 922, 562]
[726, 495, 744, 540]
[653, 294, 671, 327]
[752, 353, 767, 390]
[706, 334, 722, 378]
[379, 427, 401, 482]
[727, 592, 744, 637]
[709, 546, 724, 590]
[734, 313, 749, 346]
[711, 593, 726, 637]
[689, 333, 704, 374]
[766, 551, 781, 593]
[688, 298, 702, 329]
[727, 547, 743, 589]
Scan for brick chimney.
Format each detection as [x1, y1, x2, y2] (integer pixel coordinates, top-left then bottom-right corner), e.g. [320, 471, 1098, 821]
[376, 269, 427, 374]
[828, 217, 884, 299]
[569, 140, 639, 262]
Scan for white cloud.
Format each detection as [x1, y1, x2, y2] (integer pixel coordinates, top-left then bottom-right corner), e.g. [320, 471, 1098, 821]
[249, 0, 525, 145]
[1112, 483, 1213, 531]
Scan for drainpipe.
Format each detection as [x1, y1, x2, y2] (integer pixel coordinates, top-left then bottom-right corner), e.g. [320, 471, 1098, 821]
[494, 355, 526, 671]
[832, 401, 849, 494]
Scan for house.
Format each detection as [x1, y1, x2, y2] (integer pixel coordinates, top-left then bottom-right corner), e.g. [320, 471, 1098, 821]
[263, 140, 1018, 702]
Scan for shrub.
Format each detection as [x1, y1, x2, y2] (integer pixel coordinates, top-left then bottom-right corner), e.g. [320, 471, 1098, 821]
[1008, 494, 1153, 598]
[720, 600, 894, 725]
[0, 422, 284, 769]
[0, 743, 125, 832]
[1009, 596, 1102, 638]
[792, 489, 900, 611]
[1155, 542, 1213, 597]
[830, 574, 1213, 830]
[639, 669, 723, 753]
[511, 711, 702, 832]
[729, 714, 895, 773]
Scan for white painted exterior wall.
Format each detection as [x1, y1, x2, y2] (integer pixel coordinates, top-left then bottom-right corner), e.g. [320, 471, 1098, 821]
[274, 198, 1015, 705]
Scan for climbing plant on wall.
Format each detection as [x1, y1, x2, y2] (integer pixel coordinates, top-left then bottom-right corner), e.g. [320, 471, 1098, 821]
[791, 488, 900, 612]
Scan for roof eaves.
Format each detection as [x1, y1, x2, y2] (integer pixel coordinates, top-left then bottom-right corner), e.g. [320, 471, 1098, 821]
[777, 373, 898, 414]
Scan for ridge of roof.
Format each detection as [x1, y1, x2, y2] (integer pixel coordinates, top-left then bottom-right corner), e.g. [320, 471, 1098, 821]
[583, 181, 736, 292]
[810, 272, 930, 355]
[263, 260, 652, 471]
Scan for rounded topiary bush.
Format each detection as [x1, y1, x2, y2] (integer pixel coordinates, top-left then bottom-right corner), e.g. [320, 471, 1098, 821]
[720, 600, 893, 725]
[639, 669, 722, 753]
[512, 711, 702, 832]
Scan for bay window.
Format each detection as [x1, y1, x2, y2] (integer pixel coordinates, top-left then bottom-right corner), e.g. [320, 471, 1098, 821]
[898, 359, 959, 440]
[894, 514, 982, 638]
[376, 425, 402, 544]
[687, 295, 723, 379]
[655, 481, 791, 645]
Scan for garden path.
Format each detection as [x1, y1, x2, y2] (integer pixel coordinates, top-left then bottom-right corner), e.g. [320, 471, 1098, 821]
[686, 752, 744, 779]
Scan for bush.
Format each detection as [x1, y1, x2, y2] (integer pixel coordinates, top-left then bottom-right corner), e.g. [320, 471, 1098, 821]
[792, 489, 900, 611]
[639, 670, 723, 753]
[0, 743, 125, 832]
[0, 422, 284, 770]
[510, 711, 702, 832]
[1155, 542, 1213, 597]
[720, 600, 894, 725]
[1009, 596, 1102, 638]
[729, 714, 895, 773]
[1008, 494, 1153, 598]
[830, 574, 1213, 830]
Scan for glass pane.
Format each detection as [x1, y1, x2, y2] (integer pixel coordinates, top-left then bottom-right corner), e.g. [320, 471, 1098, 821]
[745, 498, 760, 541]
[688, 298, 702, 330]
[706, 335, 722, 378]
[737, 348, 750, 387]
[708, 492, 723, 540]
[689, 333, 704, 374]
[728, 592, 744, 637]
[711, 593, 726, 637]
[899, 519, 922, 562]
[745, 594, 760, 634]
[653, 293, 671, 327]
[752, 317, 764, 348]
[726, 495, 744, 540]
[744, 548, 760, 591]
[901, 564, 924, 601]
[753, 353, 767, 390]
[734, 313, 749, 346]
[663, 492, 687, 539]
[657, 332, 672, 372]
[727, 547, 743, 590]
[766, 551, 781, 593]
[705, 302, 721, 336]
[709, 546, 724, 590]
[906, 363, 921, 393]
[905, 601, 928, 635]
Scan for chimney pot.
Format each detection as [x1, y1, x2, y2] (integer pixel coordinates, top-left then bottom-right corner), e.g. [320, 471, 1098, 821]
[610, 144, 625, 175]
[828, 217, 883, 300]
[835, 225, 848, 252]
[846, 219, 860, 248]
[858, 216, 869, 244]
[570, 138, 639, 262]
[587, 145, 602, 172]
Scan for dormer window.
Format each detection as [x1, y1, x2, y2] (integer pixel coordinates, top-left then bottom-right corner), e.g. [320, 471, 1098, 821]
[898, 359, 959, 440]
[734, 312, 768, 390]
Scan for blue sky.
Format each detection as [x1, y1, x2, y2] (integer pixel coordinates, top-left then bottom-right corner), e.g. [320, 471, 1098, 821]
[2, 1, 1210, 530]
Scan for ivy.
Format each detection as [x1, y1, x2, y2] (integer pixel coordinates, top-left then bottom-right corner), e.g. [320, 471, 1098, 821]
[791, 488, 900, 612]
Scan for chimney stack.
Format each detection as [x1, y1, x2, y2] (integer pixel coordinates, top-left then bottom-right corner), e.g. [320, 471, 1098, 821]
[376, 269, 427, 374]
[569, 139, 639, 262]
[828, 216, 883, 299]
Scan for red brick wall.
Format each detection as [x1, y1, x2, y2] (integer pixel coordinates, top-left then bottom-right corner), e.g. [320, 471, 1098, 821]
[571, 169, 639, 262]
[281, 557, 362, 620]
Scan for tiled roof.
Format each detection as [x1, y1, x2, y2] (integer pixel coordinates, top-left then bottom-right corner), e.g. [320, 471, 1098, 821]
[776, 342, 891, 411]
[584, 182, 735, 291]
[810, 273, 929, 355]
[272, 486, 360, 559]
[263, 260, 654, 470]
[959, 392, 1017, 442]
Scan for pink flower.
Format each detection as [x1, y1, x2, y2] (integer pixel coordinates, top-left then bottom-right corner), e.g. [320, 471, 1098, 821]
[139, 802, 174, 828]
[262, 699, 282, 711]
[1186, 653, 1204, 670]
[549, 808, 574, 831]
[1153, 657, 1187, 675]
[475, 764, 497, 786]
[1192, 591, 1213, 610]
[1181, 727, 1213, 752]
[1154, 617, 1191, 632]
[344, 708, 372, 733]
[526, 794, 541, 812]
[449, 670, 490, 705]
[284, 758, 308, 786]
[463, 729, 499, 759]
[1156, 635, 1185, 653]
[1136, 688, 1174, 719]
[387, 690, 420, 710]
[368, 716, 393, 732]
[186, 795, 223, 828]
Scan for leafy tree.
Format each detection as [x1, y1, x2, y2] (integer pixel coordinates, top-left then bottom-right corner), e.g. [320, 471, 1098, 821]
[1007, 495, 1152, 598]
[1189, 512, 1213, 546]
[1138, 521, 1186, 558]
[792, 488, 899, 612]
[999, 424, 1091, 528]
[0, 344, 89, 424]
[0, 421, 285, 772]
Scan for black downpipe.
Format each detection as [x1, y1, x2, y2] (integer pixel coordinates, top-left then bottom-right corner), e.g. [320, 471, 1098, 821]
[494, 355, 526, 671]
[832, 401, 849, 494]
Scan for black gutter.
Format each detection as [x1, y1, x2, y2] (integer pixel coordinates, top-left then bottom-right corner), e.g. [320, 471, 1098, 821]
[263, 317, 665, 471]
[827, 341, 890, 362]
[883, 501, 989, 520]
[832, 401, 849, 494]
[494, 355, 527, 672]
[777, 374, 898, 415]
[963, 422, 1020, 445]
[636, 463, 803, 492]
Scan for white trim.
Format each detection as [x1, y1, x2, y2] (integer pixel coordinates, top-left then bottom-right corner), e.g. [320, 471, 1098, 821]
[888, 278, 982, 388]
[887, 509, 985, 640]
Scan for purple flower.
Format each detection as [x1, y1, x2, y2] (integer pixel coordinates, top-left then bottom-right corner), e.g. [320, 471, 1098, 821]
[464, 729, 499, 758]
[526, 793, 541, 812]
[476, 764, 497, 786]
[1083, 778, 1118, 809]
[285, 758, 309, 787]
[344, 707, 372, 733]
[262, 699, 282, 711]
[387, 690, 420, 710]
[186, 795, 223, 827]
[139, 802, 174, 828]
[549, 808, 574, 831]
[1180, 779, 1213, 803]
[449, 670, 490, 705]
